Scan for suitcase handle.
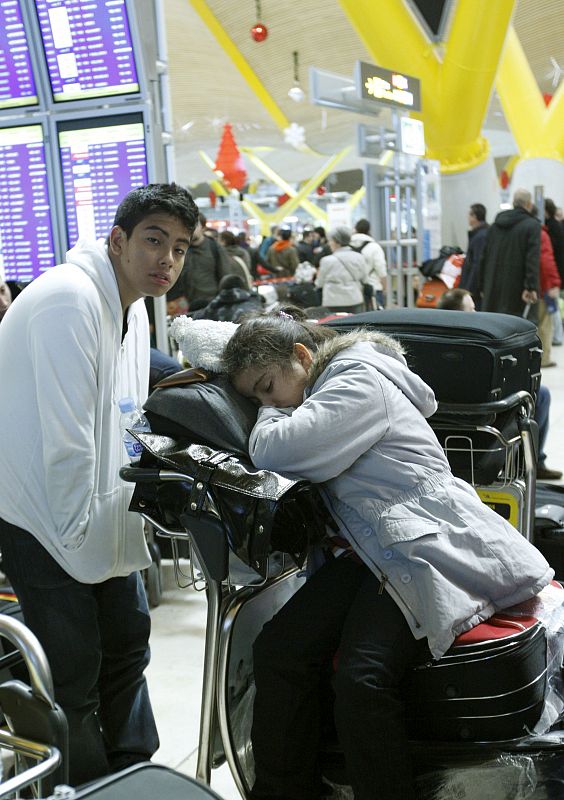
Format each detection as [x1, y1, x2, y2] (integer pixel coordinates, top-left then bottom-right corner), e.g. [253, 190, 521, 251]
[500, 355, 518, 368]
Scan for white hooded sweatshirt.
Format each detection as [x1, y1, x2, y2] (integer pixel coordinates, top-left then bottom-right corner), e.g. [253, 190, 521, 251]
[0, 240, 151, 582]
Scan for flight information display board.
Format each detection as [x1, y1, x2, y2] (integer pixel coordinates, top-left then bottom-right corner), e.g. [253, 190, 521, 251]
[35, 0, 140, 103]
[58, 113, 148, 246]
[0, 0, 39, 110]
[0, 125, 56, 281]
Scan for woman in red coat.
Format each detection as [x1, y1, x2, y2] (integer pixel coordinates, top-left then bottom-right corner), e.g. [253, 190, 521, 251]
[538, 213, 561, 367]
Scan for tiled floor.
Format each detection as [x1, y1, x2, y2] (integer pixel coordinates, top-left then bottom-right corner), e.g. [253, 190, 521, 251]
[145, 344, 564, 800]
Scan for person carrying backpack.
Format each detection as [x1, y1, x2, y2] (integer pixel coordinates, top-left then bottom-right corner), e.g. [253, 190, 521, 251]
[351, 218, 387, 308]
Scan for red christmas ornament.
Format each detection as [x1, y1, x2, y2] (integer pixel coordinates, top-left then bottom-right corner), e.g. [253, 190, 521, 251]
[250, 22, 268, 42]
[500, 170, 510, 190]
[213, 123, 247, 192]
[316, 185, 326, 196]
[250, 1, 268, 41]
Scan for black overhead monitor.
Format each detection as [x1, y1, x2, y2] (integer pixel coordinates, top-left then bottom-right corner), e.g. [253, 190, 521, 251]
[0, 124, 56, 281]
[34, 0, 140, 103]
[0, 0, 39, 110]
[57, 112, 149, 247]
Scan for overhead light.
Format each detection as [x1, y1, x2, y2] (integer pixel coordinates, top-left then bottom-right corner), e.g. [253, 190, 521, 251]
[288, 85, 305, 102]
[288, 51, 306, 103]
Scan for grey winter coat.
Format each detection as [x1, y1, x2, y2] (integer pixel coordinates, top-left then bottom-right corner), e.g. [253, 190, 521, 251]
[247, 332, 553, 659]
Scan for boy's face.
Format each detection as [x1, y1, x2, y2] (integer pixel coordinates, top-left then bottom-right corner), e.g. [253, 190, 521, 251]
[109, 212, 192, 309]
[0, 281, 12, 321]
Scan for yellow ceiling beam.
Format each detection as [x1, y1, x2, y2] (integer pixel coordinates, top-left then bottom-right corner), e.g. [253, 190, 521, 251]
[339, 0, 515, 173]
[347, 186, 366, 211]
[188, 0, 290, 131]
[240, 148, 327, 222]
[270, 147, 351, 223]
[496, 27, 564, 160]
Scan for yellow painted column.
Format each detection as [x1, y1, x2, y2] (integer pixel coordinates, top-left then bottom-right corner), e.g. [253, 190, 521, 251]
[339, 0, 515, 173]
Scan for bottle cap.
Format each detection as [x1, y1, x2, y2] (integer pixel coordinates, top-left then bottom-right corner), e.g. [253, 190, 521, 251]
[118, 397, 135, 413]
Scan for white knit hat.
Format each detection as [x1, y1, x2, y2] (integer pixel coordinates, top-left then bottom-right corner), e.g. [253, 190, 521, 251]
[169, 316, 238, 373]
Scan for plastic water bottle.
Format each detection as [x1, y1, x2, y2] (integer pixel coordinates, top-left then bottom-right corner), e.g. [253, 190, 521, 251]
[118, 397, 151, 463]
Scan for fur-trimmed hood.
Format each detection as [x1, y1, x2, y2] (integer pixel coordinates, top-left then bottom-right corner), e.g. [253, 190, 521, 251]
[308, 330, 437, 419]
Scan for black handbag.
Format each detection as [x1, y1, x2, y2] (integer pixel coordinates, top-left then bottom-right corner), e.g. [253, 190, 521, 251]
[128, 433, 326, 578]
[286, 281, 322, 308]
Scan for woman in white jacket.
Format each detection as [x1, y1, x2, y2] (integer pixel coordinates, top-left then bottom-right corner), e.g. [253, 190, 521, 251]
[315, 226, 369, 313]
[223, 308, 553, 800]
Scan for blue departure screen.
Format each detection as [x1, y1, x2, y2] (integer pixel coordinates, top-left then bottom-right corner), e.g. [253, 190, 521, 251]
[58, 114, 148, 247]
[34, 0, 140, 102]
[0, 0, 39, 109]
[0, 125, 56, 281]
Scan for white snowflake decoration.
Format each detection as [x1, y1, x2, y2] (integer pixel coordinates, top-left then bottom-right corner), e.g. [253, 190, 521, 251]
[283, 123, 306, 149]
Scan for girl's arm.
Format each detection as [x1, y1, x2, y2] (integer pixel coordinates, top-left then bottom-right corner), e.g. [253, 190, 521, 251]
[248, 359, 389, 482]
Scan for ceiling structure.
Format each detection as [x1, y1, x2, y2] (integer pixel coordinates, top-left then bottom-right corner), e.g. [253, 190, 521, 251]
[163, 0, 564, 192]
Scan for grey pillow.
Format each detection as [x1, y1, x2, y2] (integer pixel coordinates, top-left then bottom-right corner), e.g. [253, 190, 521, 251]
[143, 374, 257, 459]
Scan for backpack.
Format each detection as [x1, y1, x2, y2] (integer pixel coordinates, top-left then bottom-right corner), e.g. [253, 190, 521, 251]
[350, 240, 370, 255]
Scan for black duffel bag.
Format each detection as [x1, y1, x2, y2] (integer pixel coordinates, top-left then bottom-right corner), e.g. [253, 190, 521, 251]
[127, 433, 326, 578]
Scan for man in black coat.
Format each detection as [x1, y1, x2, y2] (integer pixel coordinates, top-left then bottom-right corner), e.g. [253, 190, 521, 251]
[459, 203, 489, 309]
[478, 188, 541, 320]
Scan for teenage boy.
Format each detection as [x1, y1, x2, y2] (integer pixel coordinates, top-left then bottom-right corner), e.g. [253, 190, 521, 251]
[0, 183, 199, 784]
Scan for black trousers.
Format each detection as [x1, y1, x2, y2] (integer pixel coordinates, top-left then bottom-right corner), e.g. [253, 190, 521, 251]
[0, 519, 159, 786]
[250, 557, 429, 800]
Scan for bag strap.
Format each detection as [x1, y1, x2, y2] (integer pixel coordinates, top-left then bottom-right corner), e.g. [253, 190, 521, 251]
[334, 255, 363, 284]
[188, 450, 232, 516]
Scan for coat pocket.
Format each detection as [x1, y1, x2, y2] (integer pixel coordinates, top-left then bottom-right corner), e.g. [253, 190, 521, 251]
[378, 505, 440, 547]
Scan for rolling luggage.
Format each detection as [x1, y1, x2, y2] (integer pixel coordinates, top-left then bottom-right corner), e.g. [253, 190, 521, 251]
[405, 614, 547, 742]
[535, 483, 564, 579]
[325, 309, 542, 404]
[72, 762, 224, 798]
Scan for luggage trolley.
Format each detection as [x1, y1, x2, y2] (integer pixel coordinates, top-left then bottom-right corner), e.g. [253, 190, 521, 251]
[0, 599, 230, 798]
[121, 430, 564, 800]
[430, 390, 538, 540]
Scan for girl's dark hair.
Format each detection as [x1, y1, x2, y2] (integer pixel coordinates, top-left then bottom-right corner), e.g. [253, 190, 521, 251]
[223, 305, 336, 377]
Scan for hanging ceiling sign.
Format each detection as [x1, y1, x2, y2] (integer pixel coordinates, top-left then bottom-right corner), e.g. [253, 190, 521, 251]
[355, 61, 422, 112]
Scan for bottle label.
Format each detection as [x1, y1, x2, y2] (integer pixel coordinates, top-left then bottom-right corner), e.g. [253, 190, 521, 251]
[124, 439, 144, 460]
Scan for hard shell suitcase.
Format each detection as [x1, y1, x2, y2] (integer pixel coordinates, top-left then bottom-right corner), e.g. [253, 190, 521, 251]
[325, 309, 542, 404]
[405, 615, 547, 742]
[535, 483, 564, 579]
[70, 762, 224, 798]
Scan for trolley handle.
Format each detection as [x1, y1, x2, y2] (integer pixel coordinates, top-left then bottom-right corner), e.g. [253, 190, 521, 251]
[120, 466, 199, 484]
[436, 390, 534, 417]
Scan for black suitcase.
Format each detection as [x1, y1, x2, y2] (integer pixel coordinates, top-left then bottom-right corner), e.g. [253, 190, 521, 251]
[535, 483, 564, 579]
[324, 309, 542, 404]
[72, 762, 224, 798]
[405, 617, 547, 742]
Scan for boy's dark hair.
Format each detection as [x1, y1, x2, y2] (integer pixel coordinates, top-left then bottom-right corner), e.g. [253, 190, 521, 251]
[223, 305, 336, 378]
[470, 203, 486, 222]
[355, 218, 370, 235]
[436, 288, 472, 310]
[113, 183, 199, 238]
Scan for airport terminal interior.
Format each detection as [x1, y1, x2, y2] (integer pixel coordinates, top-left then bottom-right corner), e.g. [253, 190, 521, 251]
[1, 0, 564, 798]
